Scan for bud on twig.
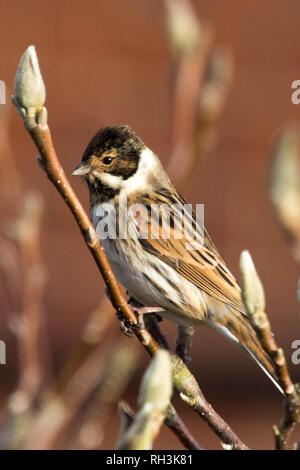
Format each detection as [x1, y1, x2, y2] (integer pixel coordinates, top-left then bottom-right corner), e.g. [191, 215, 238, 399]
[269, 129, 300, 255]
[240, 250, 265, 317]
[116, 350, 172, 450]
[197, 48, 233, 124]
[12, 45, 46, 126]
[138, 349, 172, 412]
[164, 0, 201, 57]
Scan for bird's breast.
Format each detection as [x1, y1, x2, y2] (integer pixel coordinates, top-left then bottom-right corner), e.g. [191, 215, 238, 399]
[90, 202, 208, 324]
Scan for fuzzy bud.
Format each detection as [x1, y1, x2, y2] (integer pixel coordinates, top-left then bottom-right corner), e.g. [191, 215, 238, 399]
[138, 349, 172, 414]
[269, 129, 300, 241]
[117, 350, 172, 450]
[240, 250, 265, 316]
[164, 0, 201, 57]
[13, 45, 46, 117]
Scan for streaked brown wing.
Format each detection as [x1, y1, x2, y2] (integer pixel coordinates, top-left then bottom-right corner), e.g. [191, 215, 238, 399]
[136, 192, 244, 313]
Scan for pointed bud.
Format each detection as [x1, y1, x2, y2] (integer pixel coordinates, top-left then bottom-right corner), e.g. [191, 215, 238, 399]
[197, 48, 233, 123]
[164, 0, 202, 56]
[269, 129, 300, 239]
[240, 250, 265, 316]
[116, 350, 172, 450]
[13, 45, 46, 117]
[138, 349, 172, 414]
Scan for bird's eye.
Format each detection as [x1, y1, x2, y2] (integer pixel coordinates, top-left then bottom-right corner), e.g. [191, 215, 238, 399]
[102, 156, 114, 165]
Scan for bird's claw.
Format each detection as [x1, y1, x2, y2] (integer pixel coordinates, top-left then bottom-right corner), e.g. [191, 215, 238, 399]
[113, 292, 165, 336]
[115, 310, 145, 337]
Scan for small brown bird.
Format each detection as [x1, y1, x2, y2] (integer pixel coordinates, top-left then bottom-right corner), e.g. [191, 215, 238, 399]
[73, 125, 283, 394]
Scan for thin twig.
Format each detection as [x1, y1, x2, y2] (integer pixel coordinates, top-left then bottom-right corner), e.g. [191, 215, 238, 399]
[70, 340, 141, 450]
[250, 311, 300, 449]
[0, 105, 23, 333]
[0, 235, 21, 313]
[192, 48, 233, 177]
[167, 28, 212, 187]
[8, 191, 47, 412]
[147, 316, 247, 450]
[171, 354, 248, 450]
[0, 106, 22, 207]
[23, 341, 107, 449]
[165, 404, 203, 450]
[55, 296, 114, 394]
[240, 251, 300, 450]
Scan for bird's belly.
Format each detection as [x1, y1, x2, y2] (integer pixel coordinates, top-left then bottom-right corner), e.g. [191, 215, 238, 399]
[101, 237, 207, 325]
[102, 238, 165, 307]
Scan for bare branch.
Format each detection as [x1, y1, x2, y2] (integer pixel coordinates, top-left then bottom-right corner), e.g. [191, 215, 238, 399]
[165, 404, 203, 450]
[8, 191, 47, 412]
[165, 1, 213, 186]
[72, 340, 141, 450]
[240, 250, 300, 449]
[171, 354, 248, 449]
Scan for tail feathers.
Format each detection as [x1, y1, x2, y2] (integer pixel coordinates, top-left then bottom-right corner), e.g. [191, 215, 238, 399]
[207, 314, 284, 395]
[243, 344, 284, 395]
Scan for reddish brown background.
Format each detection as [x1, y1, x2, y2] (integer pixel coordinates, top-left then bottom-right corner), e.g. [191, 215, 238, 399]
[0, 0, 300, 449]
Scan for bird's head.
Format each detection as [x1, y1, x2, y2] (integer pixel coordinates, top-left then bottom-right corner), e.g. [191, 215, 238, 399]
[72, 125, 169, 204]
[72, 125, 157, 201]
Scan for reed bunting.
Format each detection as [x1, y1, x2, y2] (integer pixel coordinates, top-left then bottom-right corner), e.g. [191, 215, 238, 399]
[72, 125, 283, 394]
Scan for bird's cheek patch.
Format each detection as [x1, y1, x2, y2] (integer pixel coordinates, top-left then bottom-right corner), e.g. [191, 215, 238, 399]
[96, 171, 123, 189]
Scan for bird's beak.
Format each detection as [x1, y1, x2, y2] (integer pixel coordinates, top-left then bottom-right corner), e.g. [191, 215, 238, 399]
[71, 161, 91, 176]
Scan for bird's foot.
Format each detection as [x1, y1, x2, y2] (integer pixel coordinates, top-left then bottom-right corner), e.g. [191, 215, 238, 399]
[115, 294, 165, 337]
[115, 310, 136, 337]
[127, 295, 164, 323]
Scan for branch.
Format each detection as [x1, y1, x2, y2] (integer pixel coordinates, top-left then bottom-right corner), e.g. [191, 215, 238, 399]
[165, 404, 203, 450]
[0, 235, 21, 313]
[0, 106, 22, 206]
[193, 48, 233, 173]
[70, 339, 141, 450]
[22, 343, 107, 450]
[55, 297, 114, 394]
[164, 2, 233, 192]
[146, 315, 247, 449]
[171, 354, 248, 449]
[8, 191, 47, 411]
[164, 0, 213, 187]
[240, 250, 300, 449]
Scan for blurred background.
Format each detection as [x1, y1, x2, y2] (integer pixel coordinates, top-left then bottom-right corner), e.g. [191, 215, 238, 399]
[0, 0, 299, 450]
